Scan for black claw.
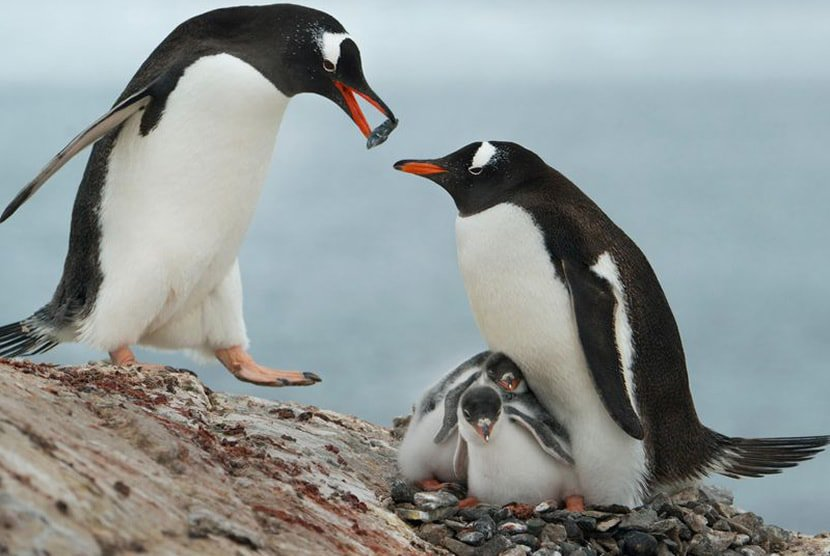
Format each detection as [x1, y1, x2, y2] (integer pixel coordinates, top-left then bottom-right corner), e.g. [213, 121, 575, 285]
[303, 371, 322, 383]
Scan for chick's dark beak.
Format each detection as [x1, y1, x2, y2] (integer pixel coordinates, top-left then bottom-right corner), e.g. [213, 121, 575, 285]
[498, 377, 522, 392]
[476, 420, 491, 443]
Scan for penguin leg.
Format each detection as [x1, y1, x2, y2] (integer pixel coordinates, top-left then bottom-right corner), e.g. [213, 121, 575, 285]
[215, 346, 321, 387]
[457, 497, 480, 509]
[565, 495, 585, 513]
[108, 345, 175, 371]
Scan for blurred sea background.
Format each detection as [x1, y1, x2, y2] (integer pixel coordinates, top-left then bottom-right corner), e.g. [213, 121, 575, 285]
[1, 0, 828, 533]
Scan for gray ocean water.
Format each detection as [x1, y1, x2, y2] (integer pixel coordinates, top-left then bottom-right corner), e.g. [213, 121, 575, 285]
[1, 0, 828, 534]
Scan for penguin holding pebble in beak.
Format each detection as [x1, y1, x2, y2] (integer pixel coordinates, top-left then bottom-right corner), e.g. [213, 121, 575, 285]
[0, 5, 397, 387]
[395, 141, 828, 506]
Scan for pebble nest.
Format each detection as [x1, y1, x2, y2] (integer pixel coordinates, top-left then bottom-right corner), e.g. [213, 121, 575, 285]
[388, 482, 794, 556]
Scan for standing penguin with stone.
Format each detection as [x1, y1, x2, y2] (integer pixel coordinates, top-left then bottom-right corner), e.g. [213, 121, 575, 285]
[0, 5, 397, 386]
[395, 141, 828, 507]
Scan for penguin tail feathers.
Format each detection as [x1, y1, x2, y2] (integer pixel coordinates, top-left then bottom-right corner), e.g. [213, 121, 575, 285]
[0, 315, 60, 359]
[709, 431, 829, 479]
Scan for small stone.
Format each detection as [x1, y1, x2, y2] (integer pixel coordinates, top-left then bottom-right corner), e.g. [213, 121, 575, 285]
[620, 531, 658, 556]
[457, 529, 486, 546]
[395, 505, 457, 522]
[499, 519, 528, 534]
[712, 519, 732, 532]
[575, 516, 597, 533]
[531, 549, 562, 556]
[619, 508, 659, 531]
[682, 512, 709, 535]
[441, 537, 476, 556]
[737, 546, 766, 556]
[648, 518, 681, 536]
[417, 523, 451, 546]
[558, 542, 581, 555]
[733, 534, 750, 547]
[389, 478, 415, 504]
[493, 507, 514, 522]
[501, 547, 531, 556]
[511, 533, 541, 549]
[764, 524, 790, 551]
[445, 519, 467, 532]
[527, 518, 547, 536]
[567, 547, 595, 556]
[646, 492, 672, 510]
[655, 542, 674, 556]
[714, 502, 737, 518]
[563, 518, 583, 541]
[459, 506, 494, 521]
[687, 534, 715, 556]
[699, 484, 734, 505]
[476, 534, 513, 556]
[539, 523, 568, 544]
[113, 481, 130, 498]
[535, 500, 558, 514]
[596, 516, 621, 533]
[707, 531, 737, 552]
[669, 486, 702, 506]
[474, 515, 497, 538]
[591, 504, 631, 514]
[414, 490, 459, 510]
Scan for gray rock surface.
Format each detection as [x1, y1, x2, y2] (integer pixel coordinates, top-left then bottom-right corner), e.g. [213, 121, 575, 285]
[0, 360, 438, 555]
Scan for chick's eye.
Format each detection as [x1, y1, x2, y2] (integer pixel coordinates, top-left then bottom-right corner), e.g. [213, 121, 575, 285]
[469, 166, 483, 175]
[463, 409, 471, 419]
[323, 60, 336, 72]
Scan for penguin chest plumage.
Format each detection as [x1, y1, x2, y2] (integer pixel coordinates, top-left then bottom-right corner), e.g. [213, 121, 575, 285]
[82, 53, 289, 349]
[455, 203, 647, 505]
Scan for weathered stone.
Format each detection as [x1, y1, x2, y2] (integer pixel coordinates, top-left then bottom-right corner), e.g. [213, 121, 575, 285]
[457, 529, 486, 546]
[682, 511, 710, 535]
[414, 490, 459, 510]
[596, 516, 622, 533]
[737, 546, 766, 556]
[396, 505, 457, 522]
[473, 515, 497, 539]
[764, 524, 791, 551]
[526, 517, 547, 536]
[511, 533, 541, 549]
[699, 484, 734, 505]
[687, 534, 715, 556]
[539, 523, 568, 544]
[712, 519, 732, 532]
[493, 507, 514, 522]
[442, 536, 476, 556]
[564, 518, 584, 541]
[475, 534, 513, 556]
[619, 508, 659, 531]
[531, 548, 563, 556]
[620, 530, 658, 556]
[575, 516, 597, 533]
[669, 487, 702, 506]
[707, 530, 737, 552]
[733, 534, 750, 547]
[459, 506, 494, 521]
[499, 519, 529, 535]
[390, 478, 415, 504]
[418, 523, 453, 545]
[501, 547, 531, 556]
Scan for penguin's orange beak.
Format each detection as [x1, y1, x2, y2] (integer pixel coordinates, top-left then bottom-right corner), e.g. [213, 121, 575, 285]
[393, 160, 447, 176]
[334, 81, 397, 148]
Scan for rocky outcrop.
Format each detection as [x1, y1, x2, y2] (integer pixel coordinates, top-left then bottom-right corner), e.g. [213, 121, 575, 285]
[0, 360, 827, 556]
[0, 360, 436, 555]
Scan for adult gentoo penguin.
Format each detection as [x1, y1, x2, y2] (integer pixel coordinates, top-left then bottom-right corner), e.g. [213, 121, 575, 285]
[395, 141, 828, 505]
[454, 384, 577, 507]
[0, 5, 397, 386]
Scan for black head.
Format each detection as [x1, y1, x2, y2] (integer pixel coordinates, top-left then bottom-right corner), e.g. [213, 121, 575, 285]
[484, 352, 526, 394]
[459, 385, 502, 443]
[394, 141, 549, 214]
[193, 5, 397, 148]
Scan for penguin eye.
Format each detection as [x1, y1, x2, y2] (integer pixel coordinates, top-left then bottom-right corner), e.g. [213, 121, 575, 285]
[323, 60, 336, 72]
[468, 166, 483, 176]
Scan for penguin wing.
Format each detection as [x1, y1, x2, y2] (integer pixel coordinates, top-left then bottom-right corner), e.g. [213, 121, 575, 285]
[433, 371, 481, 444]
[452, 436, 469, 480]
[506, 405, 574, 466]
[561, 258, 645, 440]
[1, 78, 162, 222]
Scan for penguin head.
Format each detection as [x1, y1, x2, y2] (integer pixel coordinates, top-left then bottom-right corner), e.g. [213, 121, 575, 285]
[484, 352, 527, 395]
[459, 385, 503, 444]
[394, 141, 548, 214]
[276, 7, 396, 147]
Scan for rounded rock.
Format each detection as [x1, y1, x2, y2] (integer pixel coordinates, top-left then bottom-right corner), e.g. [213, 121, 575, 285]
[620, 531, 658, 556]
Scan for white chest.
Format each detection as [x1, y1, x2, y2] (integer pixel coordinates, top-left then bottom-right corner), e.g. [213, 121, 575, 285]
[455, 204, 595, 416]
[100, 53, 289, 271]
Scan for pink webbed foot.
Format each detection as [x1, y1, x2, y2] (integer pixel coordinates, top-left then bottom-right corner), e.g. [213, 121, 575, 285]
[215, 346, 322, 387]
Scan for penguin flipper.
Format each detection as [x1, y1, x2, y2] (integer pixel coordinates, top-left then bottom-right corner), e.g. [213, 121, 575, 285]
[506, 405, 574, 466]
[0, 85, 154, 223]
[433, 371, 480, 444]
[452, 437, 469, 480]
[561, 258, 644, 440]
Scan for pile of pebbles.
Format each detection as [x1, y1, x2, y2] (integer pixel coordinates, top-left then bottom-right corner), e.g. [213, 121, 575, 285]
[389, 481, 793, 555]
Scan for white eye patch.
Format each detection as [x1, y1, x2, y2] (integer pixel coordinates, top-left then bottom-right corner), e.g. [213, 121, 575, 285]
[319, 31, 351, 68]
[469, 141, 498, 174]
